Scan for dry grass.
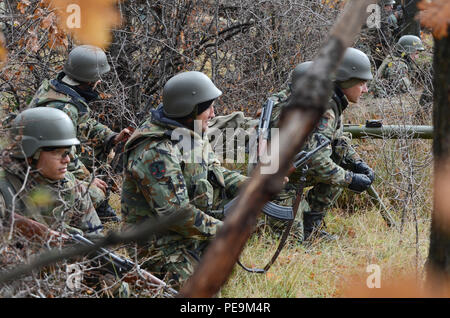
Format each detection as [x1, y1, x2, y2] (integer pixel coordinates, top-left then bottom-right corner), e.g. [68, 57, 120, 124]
[222, 208, 430, 298]
[219, 90, 434, 298]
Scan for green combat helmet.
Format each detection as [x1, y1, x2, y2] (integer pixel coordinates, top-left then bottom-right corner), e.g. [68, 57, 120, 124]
[396, 35, 425, 54]
[162, 71, 222, 118]
[291, 61, 313, 85]
[10, 107, 79, 158]
[382, 0, 396, 6]
[335, 48, 373, 88]
[63, 45, 111, 83]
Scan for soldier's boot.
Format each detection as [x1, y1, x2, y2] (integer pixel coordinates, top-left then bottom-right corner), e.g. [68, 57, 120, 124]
[96, 200, 121, 223]
[303, 211, 338, 243]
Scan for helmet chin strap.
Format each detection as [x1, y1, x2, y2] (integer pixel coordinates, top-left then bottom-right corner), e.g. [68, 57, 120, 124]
[32, 149, 41, 161]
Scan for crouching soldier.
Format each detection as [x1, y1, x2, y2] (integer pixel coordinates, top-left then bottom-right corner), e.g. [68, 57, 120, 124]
[0, 107, 103, 240]
[371, 34, 425, 97]
[270, 48, 375, 243]
[121, 71, 248, 289]
[28, 45, 132, 222]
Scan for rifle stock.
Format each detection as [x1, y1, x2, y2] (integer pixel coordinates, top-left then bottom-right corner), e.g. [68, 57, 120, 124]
[12, 213, 71, 244]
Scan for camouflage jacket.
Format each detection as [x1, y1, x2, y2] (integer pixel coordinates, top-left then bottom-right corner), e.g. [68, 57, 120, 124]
[270, 86, 358, 187]
[121, 105, 247, 250]
[28, 73, 117, 177]
[0, 154, 103, 238]
[371, 55, 412, 96]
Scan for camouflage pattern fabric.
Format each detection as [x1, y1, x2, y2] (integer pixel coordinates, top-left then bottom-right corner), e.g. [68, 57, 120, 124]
[27, 74, 117, 209]
[0, 154, 134, 297]
[121, 105, 247, 288]
[370, 55, 411, 97]
[207, 111, 259, 161]
[27, 75, 117, 174]
[208, 86, 359, 241]
[262, 87, 360, 240]
[271, 87, 358, 188]
[0, 154, 103, 239]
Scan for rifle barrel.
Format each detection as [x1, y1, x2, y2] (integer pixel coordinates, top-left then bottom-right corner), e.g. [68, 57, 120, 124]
[71, 234, 178, 296]
[293, 140, 330, 168]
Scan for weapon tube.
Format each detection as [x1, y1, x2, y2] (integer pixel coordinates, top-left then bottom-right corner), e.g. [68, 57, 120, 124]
[343, 124, 433, 139]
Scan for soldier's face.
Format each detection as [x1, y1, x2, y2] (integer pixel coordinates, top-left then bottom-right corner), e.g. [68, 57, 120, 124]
[342, 81, 368, 103]
[196, 104, 216, 132]
[35, 148, 71, 180]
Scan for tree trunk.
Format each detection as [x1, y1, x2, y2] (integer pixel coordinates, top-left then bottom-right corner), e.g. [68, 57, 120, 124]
[427, 27, 450, 287]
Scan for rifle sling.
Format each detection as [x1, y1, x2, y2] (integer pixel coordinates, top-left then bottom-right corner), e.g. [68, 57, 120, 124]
[237, 180, 304, 274]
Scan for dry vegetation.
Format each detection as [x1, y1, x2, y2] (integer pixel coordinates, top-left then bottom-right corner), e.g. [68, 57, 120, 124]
[221, 92, 433, 297]
[0, 0, 438, 298]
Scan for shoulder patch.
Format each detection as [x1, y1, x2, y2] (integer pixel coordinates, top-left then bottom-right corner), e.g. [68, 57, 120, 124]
[317, 117, 329, 131]
[150, 161, 166, 179]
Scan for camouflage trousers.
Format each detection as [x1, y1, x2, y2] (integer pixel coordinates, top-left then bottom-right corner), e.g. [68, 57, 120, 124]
[266, 135, 358, 242]
[136, 240, 208, 290]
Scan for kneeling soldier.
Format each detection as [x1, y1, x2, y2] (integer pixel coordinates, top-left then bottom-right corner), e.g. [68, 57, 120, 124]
[121, 71, 248, 289]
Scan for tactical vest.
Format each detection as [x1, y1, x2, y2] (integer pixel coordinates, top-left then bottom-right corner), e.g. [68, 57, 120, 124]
[29, 78, 89, 116]
[0, 170, 25, 216]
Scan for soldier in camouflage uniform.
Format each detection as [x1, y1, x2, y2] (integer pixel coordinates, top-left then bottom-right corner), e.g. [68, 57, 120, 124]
[371, 34, 425, 97]
[0, 107, 103, 239]
[0, 107, 133, 297]
[121, 71, 248, 289]
[27, 45, 132, 222]
[269, 49, 375, 242]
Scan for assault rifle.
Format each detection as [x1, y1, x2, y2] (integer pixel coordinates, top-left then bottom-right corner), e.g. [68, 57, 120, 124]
[11, 213, 178, 297]
[257, 98, 274, 158]
[292, 139, 331, 169]
[222, 139, 330, 273]
[248, 99, 275, 175]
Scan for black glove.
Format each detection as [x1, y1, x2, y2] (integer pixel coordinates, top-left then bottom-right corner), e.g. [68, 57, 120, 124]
[353, 161, 375, 183]
[348, 172, 372, 193]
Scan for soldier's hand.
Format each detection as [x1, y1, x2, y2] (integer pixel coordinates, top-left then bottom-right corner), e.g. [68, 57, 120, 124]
[92, 177, 108, 194]
[353, 161, 375, 183]
[114, 127, 134, 144]
[348, 172, 372, 193]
